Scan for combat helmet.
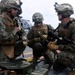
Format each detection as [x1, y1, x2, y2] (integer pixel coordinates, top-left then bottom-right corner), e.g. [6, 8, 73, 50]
[0, 0, 22, 15]
[32, 12, 44, 22]
[5, 1, 19, 10]
[0, 0, 20, 12]
[54, 2, 74, 18]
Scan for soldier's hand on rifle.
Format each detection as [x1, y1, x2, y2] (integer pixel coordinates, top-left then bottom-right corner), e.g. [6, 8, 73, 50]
[13, 26, 21, 35]
[34, 38, 40, 42]
[15, 26, 21, 32]
[22, 36, 28, 46]
[47, 41, 58, 50]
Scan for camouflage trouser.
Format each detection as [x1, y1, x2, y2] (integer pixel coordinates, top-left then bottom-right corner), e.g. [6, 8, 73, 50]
[0, 47, 8, 61]
[14, 42, 26, 58]
[53, 51, 75, 71]
[44, 51, 53, 66]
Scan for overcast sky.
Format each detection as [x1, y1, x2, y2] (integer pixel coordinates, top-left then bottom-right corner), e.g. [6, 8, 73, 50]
[21, 0, 75, 28]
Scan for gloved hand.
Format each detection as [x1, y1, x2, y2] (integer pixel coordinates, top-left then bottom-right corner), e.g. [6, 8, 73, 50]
[12, 26, 21, 35]
[41, 35, 48, 40]
[22, 36, 27, 41]
[34, 38, 40, 42]
[22, 36, 28, 46]
[47, 41, 58, 50]
[23, 41, 28, 46]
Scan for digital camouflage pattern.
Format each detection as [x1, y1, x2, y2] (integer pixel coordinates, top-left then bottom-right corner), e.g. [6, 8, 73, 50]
[53, 18, 75, 71]
[27, 23, 54, 68]
[0, 0, 22, 15]
[0, 13, 18, 43]
[32, 12, 44, 22]
[0, 0, 26, 60]
[0, 13, 26, 60]
[27, 24, 54, 40]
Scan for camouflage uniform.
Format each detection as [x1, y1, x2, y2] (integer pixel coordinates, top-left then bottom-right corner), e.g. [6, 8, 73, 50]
[52, 3, 75, 73]
[27, 14, 54, 68]
[53, 18, 75, 71]
[0, 3, 27, 61]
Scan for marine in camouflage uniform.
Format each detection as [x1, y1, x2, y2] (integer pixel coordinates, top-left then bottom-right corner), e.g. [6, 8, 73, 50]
[27, 12, 54, 69]
[0, 1, 27, 62]
[47, 3, 75, 74]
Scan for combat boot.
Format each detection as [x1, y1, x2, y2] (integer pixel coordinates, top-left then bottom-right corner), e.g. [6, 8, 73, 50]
[31, 57, 38, 70]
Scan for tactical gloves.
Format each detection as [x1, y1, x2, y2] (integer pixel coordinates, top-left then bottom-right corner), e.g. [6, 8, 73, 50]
[23, 41, 28, 46]
[22, 36, 28, 46]
[22, 36, 27, 41]
[47, 41, 58, 50]
[33, 35, 47, 42]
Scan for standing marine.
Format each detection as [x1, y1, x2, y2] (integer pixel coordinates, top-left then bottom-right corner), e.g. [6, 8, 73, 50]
[0, 0, 27, 62]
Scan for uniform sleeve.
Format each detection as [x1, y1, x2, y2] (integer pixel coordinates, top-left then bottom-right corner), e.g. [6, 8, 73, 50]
[58, 24, 75, 52]
[27, 27, 34, 40]
[0, 17, 15, 40]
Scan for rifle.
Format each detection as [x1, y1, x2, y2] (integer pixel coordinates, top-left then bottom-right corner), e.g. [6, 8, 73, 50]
[48, 30, 72, 44]
[36, 30, 73, 50]
[14, 16, 26, 40]
[14, 17, 23, 29]
[28, 29, 72, 49]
